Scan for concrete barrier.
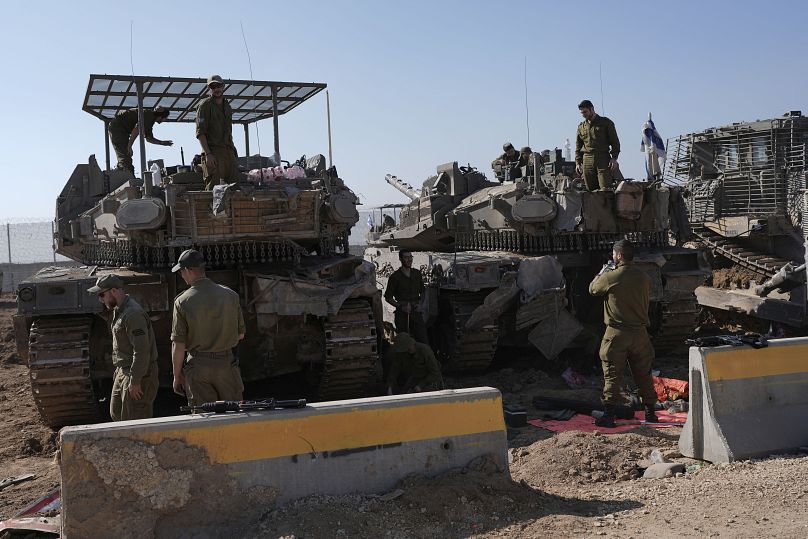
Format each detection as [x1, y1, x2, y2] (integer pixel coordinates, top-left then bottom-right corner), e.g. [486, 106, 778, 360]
[679, 337, 808, 463]
[59, 387, 507, 538]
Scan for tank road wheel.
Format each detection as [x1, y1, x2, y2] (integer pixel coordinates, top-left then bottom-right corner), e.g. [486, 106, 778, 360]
[318, 299, 379, 401]
[435, 293, 499, 373]
[28, 316, 99, 428]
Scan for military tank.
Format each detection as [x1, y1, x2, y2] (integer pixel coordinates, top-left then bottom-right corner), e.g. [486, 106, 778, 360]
[13, 75, 381, 428]
[664, 111, 808, 331]
[365, 151, 709, 371]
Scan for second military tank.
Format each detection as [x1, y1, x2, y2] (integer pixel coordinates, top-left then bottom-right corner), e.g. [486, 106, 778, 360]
[366, 151, 709, 371]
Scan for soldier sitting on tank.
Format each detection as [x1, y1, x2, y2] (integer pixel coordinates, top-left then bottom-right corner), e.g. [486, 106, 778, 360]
[492, 142, 521, 182]
[384, 250, 429, 344]
[381, 214, 396, 232]
[386, 332, 443, 395]
[88, 274, 159, 421]
[108, 105, 173, 175]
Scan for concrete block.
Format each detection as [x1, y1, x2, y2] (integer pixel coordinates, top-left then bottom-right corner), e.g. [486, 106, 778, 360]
[679, 337, 808, 463]
[59, 387, 507, 538]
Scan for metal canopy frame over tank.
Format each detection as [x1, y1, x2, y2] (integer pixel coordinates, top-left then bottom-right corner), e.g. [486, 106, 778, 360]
[83, 74, 327, 173]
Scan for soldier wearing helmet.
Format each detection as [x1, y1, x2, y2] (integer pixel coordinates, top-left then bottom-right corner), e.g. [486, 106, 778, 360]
[107, 105, 173, 175]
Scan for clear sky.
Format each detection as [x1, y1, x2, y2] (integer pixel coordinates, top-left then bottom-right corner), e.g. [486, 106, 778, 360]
[2, 0, 807, 218]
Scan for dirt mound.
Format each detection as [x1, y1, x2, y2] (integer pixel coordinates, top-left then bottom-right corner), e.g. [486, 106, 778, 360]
[711, 266, 766, 290]
[510, 430, 678, 488]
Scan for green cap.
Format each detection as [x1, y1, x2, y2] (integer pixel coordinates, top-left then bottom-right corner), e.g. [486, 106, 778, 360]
[172, 249, 206, 272]
[87, 274, 124, 294]
[392, 332, 416, 353]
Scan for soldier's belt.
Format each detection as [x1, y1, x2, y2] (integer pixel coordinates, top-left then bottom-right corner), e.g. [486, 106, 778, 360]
[188, 350, 234, 361]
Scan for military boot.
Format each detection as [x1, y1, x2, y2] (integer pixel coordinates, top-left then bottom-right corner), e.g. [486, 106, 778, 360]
[594, 405, 616, 428]
[644, 405, 658, 423]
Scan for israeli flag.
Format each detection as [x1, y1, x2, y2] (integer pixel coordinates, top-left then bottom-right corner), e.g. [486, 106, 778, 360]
[641, 114, 666, 179]
[367, 214, 374, 228]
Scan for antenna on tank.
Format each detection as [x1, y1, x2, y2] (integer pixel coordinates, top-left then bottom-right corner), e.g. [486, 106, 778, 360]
[524, 57, 530, 146]
[327, 90, 333, 167]
[599, 62, 605, 113]
[240, 21, 265, 180]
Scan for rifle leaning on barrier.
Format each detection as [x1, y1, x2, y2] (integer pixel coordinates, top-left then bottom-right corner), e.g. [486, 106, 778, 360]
[685, 333, 768, 349]
[181, 398, 307, 414]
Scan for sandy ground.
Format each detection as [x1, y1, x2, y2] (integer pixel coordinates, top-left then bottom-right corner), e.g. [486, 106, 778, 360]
[0, 294, 806, 538]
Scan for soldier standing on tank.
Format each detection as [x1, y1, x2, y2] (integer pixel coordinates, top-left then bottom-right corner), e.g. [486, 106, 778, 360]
[588, 239, 658, 427]
[386, 333, 443, 395]
[88, 274, 159, 421]
[108, 106, 173, 175]
[196, 75, 240, 190]
[575, 99, 621, 191]
[170, 249, 246, 406]
[384, 250, 429, 344]
[492, 142, 521, 182]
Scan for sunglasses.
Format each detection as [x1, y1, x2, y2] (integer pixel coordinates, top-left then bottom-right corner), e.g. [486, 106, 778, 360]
[209, 83, 223, 90]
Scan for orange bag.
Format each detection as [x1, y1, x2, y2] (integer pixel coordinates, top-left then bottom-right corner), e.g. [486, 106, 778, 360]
[652, 376, 689, 402]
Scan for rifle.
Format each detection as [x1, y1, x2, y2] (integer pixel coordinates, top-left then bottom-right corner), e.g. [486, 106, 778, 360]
[181, 398, 307, 414]
[685, 333, 768, 349]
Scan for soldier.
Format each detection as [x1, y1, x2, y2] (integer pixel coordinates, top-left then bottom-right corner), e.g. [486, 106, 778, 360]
[384, 250, 429, 344]
[588, 239, 658, 427]
[575, 99, 621, 191]
[196, 75, 240, 190]
[491, 142, 521, 181]
[170, 249, 246, 406]
[87, 274, 159, 421]
[386, 333, 443, 395]
[108, 106, 173, 175]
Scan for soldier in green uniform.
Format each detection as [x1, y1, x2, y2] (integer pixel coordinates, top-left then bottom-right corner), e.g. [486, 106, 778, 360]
[588, 239, 658, 427]
[384, 250, 429, 344]
[196, 74, 240, 190]
[492, 142, 521, 182]
[170, 249, 246, 406]
[575, 99, 621, 191]
[108, 106, 173, 175]
[88, 274, 159, 421]
[386, 333, 443, 395]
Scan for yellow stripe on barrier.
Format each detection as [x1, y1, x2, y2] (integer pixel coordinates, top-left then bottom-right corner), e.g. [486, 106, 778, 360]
[705, 344, 808, 381]
[129, 395, 504, 464]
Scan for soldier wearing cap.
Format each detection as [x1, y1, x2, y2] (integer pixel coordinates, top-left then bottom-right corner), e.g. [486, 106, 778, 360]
[386, 333, 442, 395]
[88, 274, 159, 421]
[108, 106, 173, 175]
[492, 142, 522, 182]
[170, 249, 246, 406]
[196, 74, 240, 190]
[575, 99, 621, 191]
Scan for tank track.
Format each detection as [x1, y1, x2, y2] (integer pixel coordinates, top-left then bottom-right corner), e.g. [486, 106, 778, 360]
[319, 299, 379, 400]
[694, 227, 794, 277]
[28, 316, 98, 428]
[440, 293, 499, 372]
[650, 261, 708, 354]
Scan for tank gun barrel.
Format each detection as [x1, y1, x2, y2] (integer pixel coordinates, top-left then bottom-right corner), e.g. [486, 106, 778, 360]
[385, 174, 421, 201]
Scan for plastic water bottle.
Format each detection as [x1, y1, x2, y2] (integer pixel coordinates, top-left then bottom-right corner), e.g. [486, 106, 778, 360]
[150, 163, 162, 186]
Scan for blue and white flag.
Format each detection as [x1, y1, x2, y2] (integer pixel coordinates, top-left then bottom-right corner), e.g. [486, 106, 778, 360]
[367, 214, 374, 228]
[641, 115, 666, 179]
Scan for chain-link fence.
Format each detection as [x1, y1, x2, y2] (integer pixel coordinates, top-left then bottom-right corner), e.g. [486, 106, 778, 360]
[0, 219, 71, 293]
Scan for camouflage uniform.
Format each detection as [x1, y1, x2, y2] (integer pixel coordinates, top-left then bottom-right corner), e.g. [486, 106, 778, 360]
[384, 267, 429, 344]
[491, 151, 521, 181]
[108, 295, 159, 421]
[172, 278, 246, 406]
[588, 261, 657, 407]
[386, 333, 443, 393]
[575, 115, 621, 190]
[196, 96, 240, 190]
[108, 109, 157, 175]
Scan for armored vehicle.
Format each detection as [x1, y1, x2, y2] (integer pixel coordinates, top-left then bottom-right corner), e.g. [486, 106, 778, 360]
[366, 152, 708, 371]
[665, 111, 808, 330]
[14, 75, 381, 428]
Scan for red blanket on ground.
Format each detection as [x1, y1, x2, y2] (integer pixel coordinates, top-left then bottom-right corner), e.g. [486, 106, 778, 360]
[528, 410, 687, 434]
